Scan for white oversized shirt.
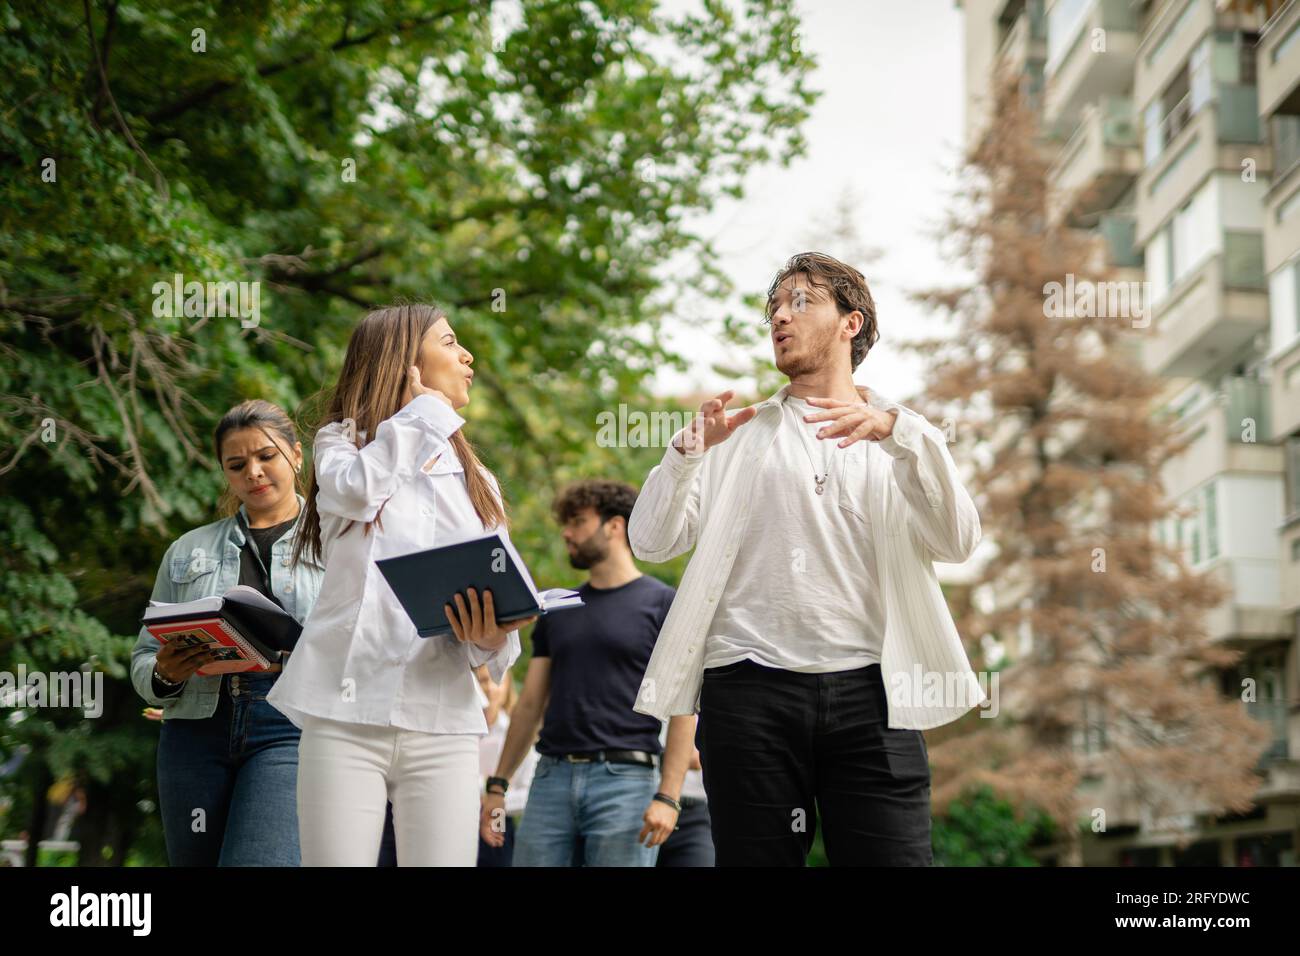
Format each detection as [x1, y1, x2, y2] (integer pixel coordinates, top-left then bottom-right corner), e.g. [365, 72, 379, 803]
[628, 383, 985, 731]
[704, 393, 885, 672]
[267, 394, 521, 735]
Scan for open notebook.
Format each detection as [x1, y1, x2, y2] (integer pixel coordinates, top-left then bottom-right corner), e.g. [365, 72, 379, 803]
[376, 529, 583, 638]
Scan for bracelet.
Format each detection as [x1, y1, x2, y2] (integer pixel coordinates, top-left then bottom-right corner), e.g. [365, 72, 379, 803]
[652, 792, 681, 813]
[485, 776, 509, 795]
[153, 666, 182, 687]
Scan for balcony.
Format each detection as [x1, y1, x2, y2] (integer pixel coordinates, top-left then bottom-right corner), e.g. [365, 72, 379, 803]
[996, 0, 1048, 79]
[1160, 379, 1287, 644]
[1256, 759, 1300, 802]
[1282, 511, 1300, 612]
[1258, 0, 1300, 121]
[1134, 0, 1270, 113]
[1163, 377, 1279, 496]
[1137, 106, 1270, 246]
[1043, 0, 1140, 136]
[1272, 336, 1300, 442]
[1263, 116, 1300, 274]
[1098, 212, 1142, 267]
[1049, 97, 1141, 224]
[1141, 239, 1269, 379]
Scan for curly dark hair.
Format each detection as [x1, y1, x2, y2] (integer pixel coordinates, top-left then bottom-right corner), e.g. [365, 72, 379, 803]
[551, 479, 638, 541]
[763, 251, 879, 370]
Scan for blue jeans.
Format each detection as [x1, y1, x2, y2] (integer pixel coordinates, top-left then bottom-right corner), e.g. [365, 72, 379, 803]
[157, 672, 301, 866]
[513, 755, 659, 867]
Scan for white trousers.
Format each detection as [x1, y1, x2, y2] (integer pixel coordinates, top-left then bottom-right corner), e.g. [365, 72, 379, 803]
[297, 714, 480, 866]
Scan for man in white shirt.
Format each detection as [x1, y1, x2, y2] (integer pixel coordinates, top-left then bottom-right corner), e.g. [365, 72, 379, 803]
[628, 252, 984, 866]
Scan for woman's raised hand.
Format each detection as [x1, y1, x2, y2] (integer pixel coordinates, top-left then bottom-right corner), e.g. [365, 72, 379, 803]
[405, 365, 451, 408]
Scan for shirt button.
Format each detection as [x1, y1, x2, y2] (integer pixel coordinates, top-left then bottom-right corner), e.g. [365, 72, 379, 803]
[421, 507, 433, 517]
[284, 583, 293, 593]
[725, 546, 735, 557]
[281, 558, 291, 567]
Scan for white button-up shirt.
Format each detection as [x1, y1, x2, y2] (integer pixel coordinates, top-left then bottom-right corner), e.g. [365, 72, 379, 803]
[628, 383, 985, 730]
[267, 394, 521, 735]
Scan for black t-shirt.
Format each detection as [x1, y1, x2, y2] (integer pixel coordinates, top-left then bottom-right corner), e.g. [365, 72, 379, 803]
[238, 514, 298, 604]
[532, 574, 675, 756]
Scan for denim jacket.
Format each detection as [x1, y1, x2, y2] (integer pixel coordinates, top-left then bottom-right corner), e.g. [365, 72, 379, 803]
[130, 495, 324, 720]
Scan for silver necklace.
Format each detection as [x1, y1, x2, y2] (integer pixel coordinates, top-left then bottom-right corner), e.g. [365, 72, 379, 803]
[788, 398, 833, 495]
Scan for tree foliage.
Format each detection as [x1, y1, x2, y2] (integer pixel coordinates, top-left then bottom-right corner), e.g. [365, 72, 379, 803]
[0, 0, 816, 863]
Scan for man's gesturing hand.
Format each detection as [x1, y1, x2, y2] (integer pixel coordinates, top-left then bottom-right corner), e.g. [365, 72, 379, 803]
[802, 396, 899, 448]
[672, 389, 757, 457]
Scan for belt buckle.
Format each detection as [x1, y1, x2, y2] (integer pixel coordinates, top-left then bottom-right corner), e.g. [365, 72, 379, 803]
[565, 754, 593, 763]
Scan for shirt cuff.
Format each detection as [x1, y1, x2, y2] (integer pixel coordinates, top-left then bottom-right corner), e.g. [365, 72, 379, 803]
[398, 393, 466, 438]
[662, 425, 707, 479]
[875, 404, 921, 459]
[466, 629, 520, 685]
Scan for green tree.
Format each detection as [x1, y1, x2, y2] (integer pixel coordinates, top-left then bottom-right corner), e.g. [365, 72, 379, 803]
[0, 0, 816, 864]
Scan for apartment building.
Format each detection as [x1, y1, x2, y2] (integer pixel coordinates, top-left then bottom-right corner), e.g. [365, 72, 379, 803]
[959, 0, 1300, 865]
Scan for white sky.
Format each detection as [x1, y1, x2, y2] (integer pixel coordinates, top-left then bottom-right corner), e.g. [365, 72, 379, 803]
[649, 0, 970, 406]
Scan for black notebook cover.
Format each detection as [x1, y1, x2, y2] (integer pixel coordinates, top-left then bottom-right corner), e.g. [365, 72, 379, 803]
[376, 530, 552, 638]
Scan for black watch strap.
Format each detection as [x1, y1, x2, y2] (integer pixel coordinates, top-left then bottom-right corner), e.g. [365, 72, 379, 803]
[486, 775, 509, 794]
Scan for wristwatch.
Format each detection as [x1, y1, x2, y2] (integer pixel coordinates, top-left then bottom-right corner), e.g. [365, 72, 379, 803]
[485, 775, 509, 795]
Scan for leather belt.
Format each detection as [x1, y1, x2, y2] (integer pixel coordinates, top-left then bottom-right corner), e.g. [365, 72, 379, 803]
[559, 749, 657, 768]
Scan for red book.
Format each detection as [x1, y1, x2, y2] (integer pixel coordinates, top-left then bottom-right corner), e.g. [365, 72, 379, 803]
[142, 585, 301, 675]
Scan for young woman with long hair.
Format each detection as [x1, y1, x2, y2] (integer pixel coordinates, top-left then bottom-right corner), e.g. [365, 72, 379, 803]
[267, 303, 529, 866]
[131, 400, 323, 865]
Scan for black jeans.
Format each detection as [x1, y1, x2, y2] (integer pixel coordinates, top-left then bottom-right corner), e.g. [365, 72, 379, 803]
[697, 659, 932, 866]
[655, 800, 716, 867]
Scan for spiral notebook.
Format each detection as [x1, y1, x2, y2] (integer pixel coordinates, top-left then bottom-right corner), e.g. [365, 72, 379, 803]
[142, 585, 301, 675]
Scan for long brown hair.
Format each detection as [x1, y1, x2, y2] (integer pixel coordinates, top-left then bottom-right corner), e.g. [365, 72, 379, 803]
[291, 303, 507, 569]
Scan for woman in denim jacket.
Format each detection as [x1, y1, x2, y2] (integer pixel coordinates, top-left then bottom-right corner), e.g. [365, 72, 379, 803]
[130, 400, 323, 865]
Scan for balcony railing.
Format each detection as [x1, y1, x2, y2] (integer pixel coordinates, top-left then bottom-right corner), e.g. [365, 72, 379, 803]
[1099, 95, 1138, 147]
[1098, 213, 1141, 267]
[1047, 0, 1138, 72]
[1222, 376, 1271, 444]
[1216, 83, 1261, 143]
[1248, 698, 1290, 767]
[1272, 112, 1300, 179]
[997, 0, 1048, 63]
[1223, 231, 1266, 290]
[1146, 83, 1263, 166]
